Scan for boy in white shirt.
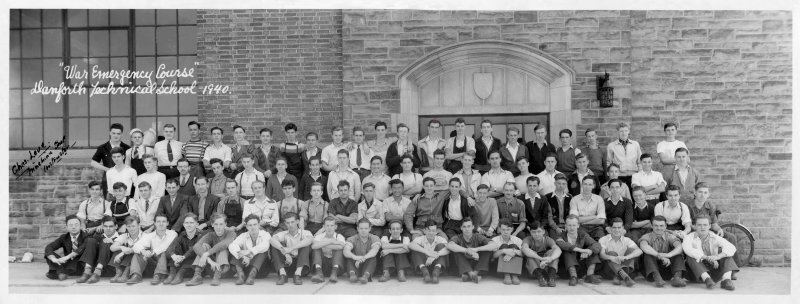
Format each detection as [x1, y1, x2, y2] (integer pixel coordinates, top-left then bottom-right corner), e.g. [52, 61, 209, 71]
[378, 220, 411, 282]
[310, 216, 347, 283]
[229, 214, 271, 285]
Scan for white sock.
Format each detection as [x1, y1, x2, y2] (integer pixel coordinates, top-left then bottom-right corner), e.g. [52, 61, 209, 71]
[722, 271, 732, 281]
[701, 272, 711, 281]
[295, 268, 303, 276]
[279, 268, 286, 275]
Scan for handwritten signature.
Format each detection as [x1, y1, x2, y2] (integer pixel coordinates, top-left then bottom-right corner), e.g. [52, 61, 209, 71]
[11, 136, 77, 179]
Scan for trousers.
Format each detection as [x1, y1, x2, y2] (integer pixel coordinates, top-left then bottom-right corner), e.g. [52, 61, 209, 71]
[312, 248, 344, 275]
[270, 246, 311, 275]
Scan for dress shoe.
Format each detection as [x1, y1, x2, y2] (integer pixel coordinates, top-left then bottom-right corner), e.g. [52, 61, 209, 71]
[87, 273, 101, 284]
[125, 273, 142, 285]
[276, 274, 288, 285]
[721, 279, 735, 291]
[76, 272, 91, 283]
[431, 267, 441, 284]
[293, 274, 303, 285]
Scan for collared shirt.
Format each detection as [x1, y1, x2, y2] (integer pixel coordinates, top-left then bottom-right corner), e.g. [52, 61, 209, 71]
[134, 171, 166, 200]
[391, 172, 423, 197]
[273, 229, 313, 257]
[242, 197, 279, 227]
[570, 193, 606, 219]
[688, 201, 719, 226]
[346, 234, 381, 256]
[362, 174, 391, 200]
[682, 232, 736, 262]
[506, 142, 520, 162]
[639, 231, 681, 253]
[154, 139, 184, 167]
[495, 196, 526, 224]
[203, 143, 233, 162]
[480, 168, 515, 192]
[474, 198, 499, 231]
[403, 193, 446, 228]
[358, 199, 386, 227]
[383, 196, 411, 220]
[536, 169, 562, 196]
[446, 196, 464, 220]
[349, 142, 373, 170]
[451, 233, 490, 248]
[209, 174, 228, 198]
[598, 235, 638, 256]
[235, 169, 266, 197]
[129, 196, 161, 227]
[327, 169, 361, 200]
[77, 198, 112, 222]
[113, 231, 142, 248]
[423, 169, 453, 191]
[133, 229, 178, 255]
[321, 142, 347, 169]
[604, 197, 633, 230]
[228, 230, 272, 259]
[632, 170, 666, 199]
[633, 202, 653, 222]
[412, 235, 447, 251]
[301, 199, 328, 224]
[92, 141, 130, 168]
[419, 136, 447, 163]
[654, 201, 692, 226]
[523, 235, 556, 254]
[606, 139, 642, 175]
[106, 165, 138, 196]
[551, 191, 571, 224]
[329, 197, 358, 225]
[492, 235, 523, 249]
[454, 169, 482, 197]
[182, 139, 208, 164]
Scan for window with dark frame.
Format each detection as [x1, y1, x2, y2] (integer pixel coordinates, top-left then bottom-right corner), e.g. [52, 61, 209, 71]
[9, 9, 198, 150]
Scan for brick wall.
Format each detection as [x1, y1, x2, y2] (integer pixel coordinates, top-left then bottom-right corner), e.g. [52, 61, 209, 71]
[196, 9, 344, 143]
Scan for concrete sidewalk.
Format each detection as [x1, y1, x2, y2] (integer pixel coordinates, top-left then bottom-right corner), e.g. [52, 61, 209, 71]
[7, 262, 790, 295]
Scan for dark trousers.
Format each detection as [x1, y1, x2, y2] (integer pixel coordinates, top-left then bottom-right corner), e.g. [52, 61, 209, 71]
[411, 245, 449, 271]
[382, 252, 412, 271]
[525, 249, 560, 274]
[108, 252, 133, 269]
[312, 248, 344, 275]
[130, 253, 168, 276]
[189, 162, 205, 178]
[646, 198, 660, 209]
[443, 220, 465, 240]
[192, 247, 230, 267]
[167, 250, 198, 270]
[619, 175, 633, 191]
[643, 254, 686, 278]
[158, 166, 180, 181]
[336, 224, 357, 238]
[45, 253, 84, 276]
[306, 222, 323, 235]
[600, 248, 636, 279]
[81, 238, 115, 269]
[231, 252, 268, 273]
[626, 228, 650, 245]
[686, 256, 739, 282]
[270, 246, 311, 275]
[559, 251, 600, 278]
[579, 224, 605, 240]
[347, 256, 377, 277]
[454, 251, 491, 274]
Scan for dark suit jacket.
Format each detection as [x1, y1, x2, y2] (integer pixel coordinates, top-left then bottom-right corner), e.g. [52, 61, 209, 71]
[546, 192, 573, 226]
[500, 144, 529, 176]
[300, 146, 323, 176]
[441, 196, 475, 222]
[183, 194, 221, 225]
[253, 144, 281, 175]
[474, 136, 502, 172]
[45, 231, 89, 257]
[177, 173, 197, 196]
[567, 171, 601, 196]
[525, 141, 557, 175]
[554, 230, 601, 253]
[386, 142, 421, 176]
[156, 193, 189, 229]
[518, 193, 553, 229]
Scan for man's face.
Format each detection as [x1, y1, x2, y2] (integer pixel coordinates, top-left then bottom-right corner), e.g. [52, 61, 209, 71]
[110, 128, 122, 142]
[131, 132, 143, 146]
[581, 178, 595, 194]
[517, 159, 529, 173]
[225, 182, 239, 196]
[338, 186, 350, 199]
[139, 186, 151, 199]
[433, 154, 445, 169]
[144, 158, 156, 171]
[667, 190, 681, 204]
[375, 126, 387, 138]
[632, 190, 646, 204]
[544, 157, 557, 171]
[424, 225, 438, 238]
[353, 131, 364, 144]
[163, 127, 175, 140]
[309, 159, 321, 174]
[323, 220, 337, 233]
[177, 161, 190, 175]
[285, 216, 298, 231]
[285, 129, 297, 141]
[252, 182, 265, 197]
[397, 127, 409, 140]
[113, 188, 126, 200]
[337, 153, 349, 168]
[362, 186, 374, 200]
[576, 157, 588, 171]
[480, 122, 492, 137]
[189, 124, 200, 139]
[212, 218, 226, 234]
[212, 162, 224, 176]
[531, 227, 545, 240]
[664, 126, 677, 138]
[246, 218, 260, 233]
[393, 183, 407, 196]
[641, 157, 653, 171]
[165, 182, 179, 196]
[695, 187, 709, 202]
[618, 126, 630, 140]
[675, 151, 689, 166]
[476, 188, 488, 202]
[241, 157, 253, 170]
[428, 123, 441, 138]
[460, 221, 474, 235]
[306, 134, 318, 147]
[126, 221, 140, 233]
[694, 218, 711, 234]
[67, 218, 81, 234]
[608, 166, 620, 179]
[310, 185, 323, 199]
[401, 157, 413, 171]
[183, 217, 198, 233]
[370, 159, 382, 174]
[332, 130, 343, 143]
[233, 128, 245, 141]
[554, 179, 567, 193]
[652, 220, 667, 235]
[276, 160, 287, 172]
[609, 181, 621, 197]
[102, 221, 116, 236]
[87, 185, 101, 200]
[502, 184, 515, 198]
[565, 218, 579, 234]
[112, 153, 125, 166]
[389, 222, 403, 236]
[500, 224, 513, 237]
[526, 180, 540, 196]
[155, 216, 168, 231]
[449, 181, 461, 196]
[610, 222, 624, 237]
[357, 222, 371, 236]
[586, 131, 597, 144]
[535, 128, 547, 141]
[211, 129, 223, 143]
[507, 130, 519, 145]
[455, 122, 465, 134]
[559, 133, 571, 147]
[461, 155, 474, 169]
[260, 131, 272, 144]
[489, 153, 501, 168]
[195, 178, 208, 194]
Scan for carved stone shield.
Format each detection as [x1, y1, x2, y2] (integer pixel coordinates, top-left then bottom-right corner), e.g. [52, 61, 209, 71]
[473, 72, 493, 100]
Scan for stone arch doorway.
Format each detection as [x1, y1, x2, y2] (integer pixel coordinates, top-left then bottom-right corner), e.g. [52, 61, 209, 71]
[393, 39, 578, 144]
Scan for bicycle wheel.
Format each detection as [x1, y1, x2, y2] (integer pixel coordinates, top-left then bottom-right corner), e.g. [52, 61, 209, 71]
[720, 223, 755, 266]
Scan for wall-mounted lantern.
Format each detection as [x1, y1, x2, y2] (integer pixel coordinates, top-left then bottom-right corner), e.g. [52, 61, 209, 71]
[597, 71, 614, 108]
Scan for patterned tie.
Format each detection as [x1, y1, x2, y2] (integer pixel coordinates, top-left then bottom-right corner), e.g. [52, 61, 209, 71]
[133, 146, 139, 159]
[145, 199, 150, 212]
[71, 236, 78, 253]
[167, 140, 174, 162]
[356, 144, 362, 167]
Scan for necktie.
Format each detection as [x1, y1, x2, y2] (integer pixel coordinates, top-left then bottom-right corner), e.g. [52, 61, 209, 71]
[199, 197, 205, 220]
[133, 146, 139, 159]
[356, 145, 362, 167]
[71, 236, 78, 253]
[182, 175, 187, 186]
[167, 140, 174, 162]
[145, 199, 150, 212]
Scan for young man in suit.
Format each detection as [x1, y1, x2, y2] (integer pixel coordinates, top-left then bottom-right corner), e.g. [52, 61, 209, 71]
[519, 176, 553, 237]
[546, 173, 572, 238]
[45, 215, 90, 280]
[180, 176, 221, 232]
[525, 124, 557, 175]
[499, 127, 529, 177]
[441, 178, 476, 239]
[176, 158, 198, 196]
[156, 178, 188, 231]
[163, 213, 205, 285]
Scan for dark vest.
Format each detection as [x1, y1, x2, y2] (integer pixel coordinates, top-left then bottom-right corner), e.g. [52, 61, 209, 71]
[555, 147, 577, 173]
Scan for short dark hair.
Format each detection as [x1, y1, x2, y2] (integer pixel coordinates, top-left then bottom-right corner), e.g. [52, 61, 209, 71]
[526, 175, 540, 185]
[498, 218, 513, 229]
[233, 125, 245, 133]
[309, 155, 321, 164]
[66, 214, 80, 223]
[188, 121, 201, 129]
[124, 216, 140, 225]
[101, 215, 116, 225]
[422, 177, 435, 186]
[448, 177, 462, 187]
[370, 155, 383, 164]
[610, 217, 624, 225]
[631, 186, 646, 194]
[209, 158, 223, 167]
[454, 117, 466, 125]
[640, 153, 652, 161]
[244, 214, 261, 224]
[362, 182, 375, 190]
[428, 119, 441, 127]
[396, 123, 409, 132]
[183, 212, 198, 223]
[177, 158, 190, 166]
[165, 178, 179, 186]
[357, 218, 372, 227]
[433, 149, 446, 158]
[374, 121, 388, 130]
[666, 185, 681, 194]
[337, 149, 349, 157]
[284, 123, 298, 132]
[481, 119, 492, 127]
[544, 153, 558, 161]
[137, 181, 151, 190]
[554, 173, 568, 181]
[608, 179, 623, 187]
[663, 122, 678, 131]
[399, 155, 414, 165]
[675, 147, 689, 156]
[528, 220, 542, 231]
[163, 123, 176, 131]
[533, 124, 546, 132]
[331, 126, 343, 133]
[477, 184, 490, 191]
[652, 215, 667, 224]
[423, 219, 437, 229]
[112, 182, 127, 190]
[693, 214, 711, 225]
[283, 212, 299, 222]
[581, 176, 596, 184]
[259, 128, 272, 136]
[488, 150, 502, 159]
[110, 123, 124, 132]
[694, 182, 709, 191]
[210, 126, 223, 134]
[281, 179, 296, 188]
[110, 147, 125, 156]
[337, 180, 350, 190]
[390, 178, 405, 187]
[607, 163, 620, 171]
[388, 220, 403, 229]
[559, 129, 572, 137]
[194, 176, 208, 184]
[352, 126, 364, 135]
[306, 131, 318, 140]
[584, 128, 596, 136]
[575, 153, 588, 161]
